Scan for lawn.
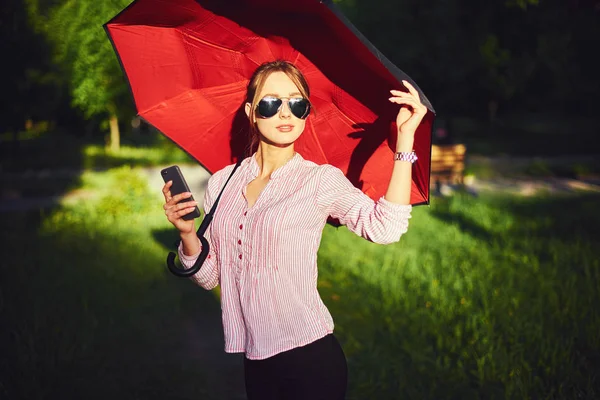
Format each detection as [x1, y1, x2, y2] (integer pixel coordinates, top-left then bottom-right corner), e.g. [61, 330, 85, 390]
[319, 191, 600, 399]
[1, 164, 598, 399]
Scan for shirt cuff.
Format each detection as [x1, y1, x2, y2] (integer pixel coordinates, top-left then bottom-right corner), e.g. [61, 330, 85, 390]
[377, 197, 412, 220]
[178, 238, 202, 269]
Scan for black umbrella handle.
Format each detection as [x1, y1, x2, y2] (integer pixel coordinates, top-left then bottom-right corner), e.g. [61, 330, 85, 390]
[167, 234, 210, 277]
[166, 213, 214, 277]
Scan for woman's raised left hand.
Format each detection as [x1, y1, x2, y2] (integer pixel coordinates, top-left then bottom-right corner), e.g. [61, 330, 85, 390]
[389, 80, 428, 137]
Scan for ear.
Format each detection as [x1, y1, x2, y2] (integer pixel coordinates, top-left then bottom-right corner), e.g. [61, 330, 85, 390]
[244, 103, 254, 123]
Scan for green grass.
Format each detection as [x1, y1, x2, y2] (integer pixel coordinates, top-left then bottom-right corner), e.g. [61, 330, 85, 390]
[1, 165, 599, 399]
[318, 192, 600, 399]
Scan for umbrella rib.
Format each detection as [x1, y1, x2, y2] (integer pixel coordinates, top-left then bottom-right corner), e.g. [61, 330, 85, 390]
[208, 19, 264, 68]
[179, 28, 243, 53]
[179, 24, 261, 69]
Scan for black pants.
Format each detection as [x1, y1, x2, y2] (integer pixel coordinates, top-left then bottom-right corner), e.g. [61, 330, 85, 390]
[243, 334, 348, 400]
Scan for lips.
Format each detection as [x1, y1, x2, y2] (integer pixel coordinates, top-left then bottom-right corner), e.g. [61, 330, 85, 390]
[276, 125, 294, 132]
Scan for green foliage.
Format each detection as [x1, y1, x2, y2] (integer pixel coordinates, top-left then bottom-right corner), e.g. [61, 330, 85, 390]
[0, 0, 69, 132]
[25, 0, 132, 120]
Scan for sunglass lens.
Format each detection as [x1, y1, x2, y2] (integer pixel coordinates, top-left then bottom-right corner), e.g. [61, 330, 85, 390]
[257, 98, 281, 118]
[289, 99, 310, 119]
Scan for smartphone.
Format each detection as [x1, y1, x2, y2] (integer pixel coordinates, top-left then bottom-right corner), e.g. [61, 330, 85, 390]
[160, 165, 201, 221]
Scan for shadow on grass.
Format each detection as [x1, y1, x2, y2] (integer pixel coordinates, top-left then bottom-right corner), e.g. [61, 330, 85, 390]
[502, 193, 600, 242]
[0, 212, 245, 399]
[153, 227, 184, 253]
[428, 194, 494, 242]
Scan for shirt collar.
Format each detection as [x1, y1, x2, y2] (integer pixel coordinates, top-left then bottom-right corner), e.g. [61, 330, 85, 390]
[246, 152, 302, 180]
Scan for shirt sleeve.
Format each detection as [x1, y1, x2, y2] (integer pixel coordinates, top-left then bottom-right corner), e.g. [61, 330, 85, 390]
[316, 165, 412, 244]
[177, 170, 224, 290]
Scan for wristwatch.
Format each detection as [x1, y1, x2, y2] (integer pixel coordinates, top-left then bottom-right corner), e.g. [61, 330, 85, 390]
[394, 151, 418, 163]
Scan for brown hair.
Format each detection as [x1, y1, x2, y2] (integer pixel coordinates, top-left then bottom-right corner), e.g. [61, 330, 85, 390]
[245, 60, 311, 156]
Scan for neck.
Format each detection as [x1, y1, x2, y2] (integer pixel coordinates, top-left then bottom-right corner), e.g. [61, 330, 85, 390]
[255, 143, 296, 179]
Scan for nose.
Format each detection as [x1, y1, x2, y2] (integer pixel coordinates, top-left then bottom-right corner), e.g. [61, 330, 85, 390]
[279, 99, 292, 119]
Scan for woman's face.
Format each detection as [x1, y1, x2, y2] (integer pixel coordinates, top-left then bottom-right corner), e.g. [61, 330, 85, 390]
[245, 71, 308, 148]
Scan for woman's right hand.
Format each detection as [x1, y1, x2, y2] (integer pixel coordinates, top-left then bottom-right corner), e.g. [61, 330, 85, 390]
[162, 180, 198, 236]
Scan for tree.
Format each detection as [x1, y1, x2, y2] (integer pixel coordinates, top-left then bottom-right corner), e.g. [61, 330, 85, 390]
[26, 0, 133, 151]
[0, 0, 65, 138]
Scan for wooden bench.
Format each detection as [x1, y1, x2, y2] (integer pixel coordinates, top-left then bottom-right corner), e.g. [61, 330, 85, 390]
[430, 144, 467, 190]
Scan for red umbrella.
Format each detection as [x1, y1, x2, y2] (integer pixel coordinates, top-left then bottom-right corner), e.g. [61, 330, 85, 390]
[104, 0, 435, 205]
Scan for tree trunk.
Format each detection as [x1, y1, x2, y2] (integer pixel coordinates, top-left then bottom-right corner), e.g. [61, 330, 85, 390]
[108, 113, 120, 152]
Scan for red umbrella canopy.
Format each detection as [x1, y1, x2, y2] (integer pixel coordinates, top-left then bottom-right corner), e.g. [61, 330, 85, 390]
[104, 0, 435, 205]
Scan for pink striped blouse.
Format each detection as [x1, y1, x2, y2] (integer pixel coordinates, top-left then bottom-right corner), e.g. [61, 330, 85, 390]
[178, 152, 412, 360]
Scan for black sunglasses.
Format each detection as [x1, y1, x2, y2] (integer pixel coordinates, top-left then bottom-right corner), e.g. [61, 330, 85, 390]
[256, 96, 311, 119]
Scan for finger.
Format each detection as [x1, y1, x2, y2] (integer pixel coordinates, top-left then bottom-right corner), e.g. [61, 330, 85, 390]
[389, 90, 421, 103]
[165, 200, 197, 217]
[390, 90, 422, 107]
[388, 97, 420, 108]
[164, 205, 180, 220]
[162, 180, 173, 201]
[388, 97, 427, 114]
[162, 180, 172, 193]
[389, 89, 412, 98]
[401, 80, 421, 102]
[168, 192, 193, 205]
[174, 200, 198, 211]
[175, 207, 197, 219]
[389, 96, 418, 103]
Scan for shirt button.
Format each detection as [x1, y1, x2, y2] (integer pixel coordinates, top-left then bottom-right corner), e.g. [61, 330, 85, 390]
[239, 224, 243, 229]
[244, 211, 247, 216]
[238, 239, 242, 245]
[239, 254, 243, 260]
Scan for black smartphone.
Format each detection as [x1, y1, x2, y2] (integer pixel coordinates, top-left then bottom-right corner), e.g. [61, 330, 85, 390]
[160, 165, 201, 221]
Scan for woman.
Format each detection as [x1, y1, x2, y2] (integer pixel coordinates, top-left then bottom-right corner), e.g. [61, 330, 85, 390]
[162, 60, 427, 399]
